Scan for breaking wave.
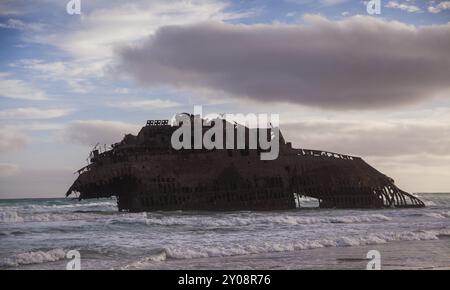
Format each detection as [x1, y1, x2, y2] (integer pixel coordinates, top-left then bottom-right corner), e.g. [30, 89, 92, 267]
[24, 201, 116, 210]
[141, 213, 392, 227]
[4, 210, 447, 226]
[120, 250, 168, 269]
[0, 211, 24, 223]
[158, 229, 450, 261]
[0, 211, 104, 223]
[0, 201, 116, 214]
[2, 207, 447, 229]
[118, 228, 450, 269]
[1, 194, 449, 269]
[0, 249, 66, 268]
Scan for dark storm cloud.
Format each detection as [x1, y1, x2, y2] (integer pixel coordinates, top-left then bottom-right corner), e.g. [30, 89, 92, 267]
[116, 15, 450, 109]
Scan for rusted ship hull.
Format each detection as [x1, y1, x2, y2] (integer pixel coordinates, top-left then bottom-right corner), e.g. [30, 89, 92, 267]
[66, 145, 425, 212]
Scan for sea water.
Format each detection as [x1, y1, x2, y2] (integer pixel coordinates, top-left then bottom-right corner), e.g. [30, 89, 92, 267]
[0, 194, 449, 269]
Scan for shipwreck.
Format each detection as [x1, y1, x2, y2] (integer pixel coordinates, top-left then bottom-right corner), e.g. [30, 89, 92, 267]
[66, 114, 425, 211]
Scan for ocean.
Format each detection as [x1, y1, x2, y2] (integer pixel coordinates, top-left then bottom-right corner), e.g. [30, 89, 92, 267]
[0, 193, 449, 270]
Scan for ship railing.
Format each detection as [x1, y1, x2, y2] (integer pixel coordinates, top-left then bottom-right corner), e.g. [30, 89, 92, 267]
[295, 149, 359, 160]
[76, 164, 91, 175]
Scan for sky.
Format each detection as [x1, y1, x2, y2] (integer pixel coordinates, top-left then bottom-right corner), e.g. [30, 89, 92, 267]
[0, 0, 450, 198]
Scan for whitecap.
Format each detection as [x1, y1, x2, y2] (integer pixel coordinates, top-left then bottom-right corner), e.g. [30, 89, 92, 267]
[0, 211, 24, 223]
[156, 229, 450, 261]
[0, 249, 66, 268]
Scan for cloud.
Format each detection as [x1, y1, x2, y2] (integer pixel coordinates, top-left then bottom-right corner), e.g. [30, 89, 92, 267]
[0, 163, 19, 177]
[13, 0, 250, 94]
[0, 108, 73, 119]
[0, 18, 44, 31]
[108, 99, 182, 110]
[365, 154, 450, 192]
[282, 120, 450, 157]
[0, 125, 28, 153]
[62, 120, 140, 146]
[320, 0, 348, 5]
[15, 59, 105, 93]
[0, 167, 75, 199]
[0, 0, 25, 16]
[428, 1, 450, 13]
[31, 0, 248, 61]
[0, 75, 48, 100]
[113, 88, 130, 94]
[116, 16, 450, 110]
[6, 122, 65, 131]
[286, 0, 349, 6]
[385, 1, 421, 12]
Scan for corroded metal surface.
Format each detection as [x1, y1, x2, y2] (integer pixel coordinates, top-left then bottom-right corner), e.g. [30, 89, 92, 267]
[66, 115, 425, 211]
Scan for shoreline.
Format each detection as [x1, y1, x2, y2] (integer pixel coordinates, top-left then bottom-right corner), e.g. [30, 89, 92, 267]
[9, 237, 450, 270]
[130, 238, 450, 270]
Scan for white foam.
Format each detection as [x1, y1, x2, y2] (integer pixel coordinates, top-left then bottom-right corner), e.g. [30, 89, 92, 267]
[436, 228, 450, 236]
[1, 201, 116, 213]
[0, 211, 24, 223]
[25, 212, 90, 222]
[0, 249, 66, 267]
[54, 201, 115, 208]
[0, 211, 102, 223]
[22, 201, 116, 211]
[142, 213, 392, 227]
[119, 251, 167, 269]
[159, 229, 449, 261]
